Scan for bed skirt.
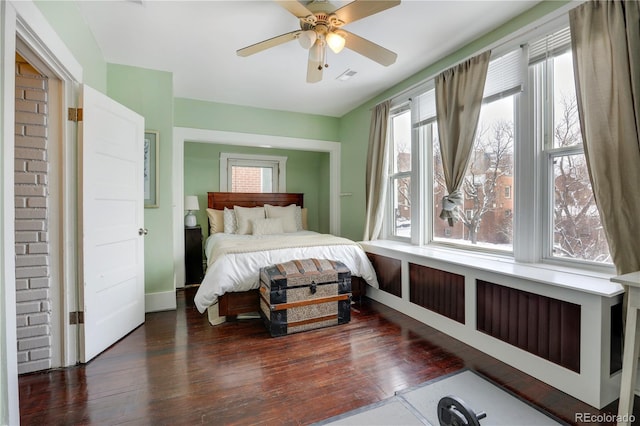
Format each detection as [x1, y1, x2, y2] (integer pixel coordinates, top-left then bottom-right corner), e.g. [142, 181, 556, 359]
[207, 302, 226, 326]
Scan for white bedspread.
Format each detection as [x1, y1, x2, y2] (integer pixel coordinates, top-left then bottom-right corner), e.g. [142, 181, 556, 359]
[193, 231, 379, 313]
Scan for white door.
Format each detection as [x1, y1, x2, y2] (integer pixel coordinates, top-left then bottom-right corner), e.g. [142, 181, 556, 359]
[79, 84, 145, 362]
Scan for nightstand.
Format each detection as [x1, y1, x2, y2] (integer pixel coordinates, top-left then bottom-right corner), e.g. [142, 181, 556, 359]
[184, 225, 204, 285]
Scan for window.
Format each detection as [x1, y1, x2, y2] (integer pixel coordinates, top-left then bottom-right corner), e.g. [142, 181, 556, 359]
[531, 29, 612, 264]
[432, 50, 519, 251]
[433, 96, 515, 250]
[388, 107, 412, 239]
[231, 165, 273, 192]
[220, 153, 286, 193]
[382, 21, 612, 268]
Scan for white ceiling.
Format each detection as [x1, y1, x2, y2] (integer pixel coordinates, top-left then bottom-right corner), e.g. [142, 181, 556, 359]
[76, 0, 540, 117]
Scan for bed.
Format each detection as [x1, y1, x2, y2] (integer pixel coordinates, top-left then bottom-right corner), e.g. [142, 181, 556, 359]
[193, 192, 379, 325]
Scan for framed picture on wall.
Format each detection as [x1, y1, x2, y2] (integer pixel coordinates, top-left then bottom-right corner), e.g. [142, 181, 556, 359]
[144, 130, 159, 208]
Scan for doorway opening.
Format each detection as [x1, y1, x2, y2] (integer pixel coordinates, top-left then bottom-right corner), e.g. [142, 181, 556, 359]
[14, 48, 66, 374]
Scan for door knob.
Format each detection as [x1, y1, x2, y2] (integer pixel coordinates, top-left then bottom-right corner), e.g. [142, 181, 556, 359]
[138, 228, 148, 236]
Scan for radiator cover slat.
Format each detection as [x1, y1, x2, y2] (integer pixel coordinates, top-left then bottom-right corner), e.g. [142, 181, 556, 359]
[477, 280, 580, 373]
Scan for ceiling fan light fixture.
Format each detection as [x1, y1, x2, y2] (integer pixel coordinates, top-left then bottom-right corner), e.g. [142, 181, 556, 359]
[236, 0, 400, 82]
[310, 39, 324, 62]
[298, 30, 317, 49]
[326, 31, 346, 54]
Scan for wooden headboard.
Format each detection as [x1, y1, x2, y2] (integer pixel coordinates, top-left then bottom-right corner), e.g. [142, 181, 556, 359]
[207, 192, 304, 210]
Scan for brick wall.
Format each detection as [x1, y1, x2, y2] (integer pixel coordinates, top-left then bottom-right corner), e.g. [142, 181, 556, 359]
[14, 54, 52, 374]
[231, 166, 264, 192]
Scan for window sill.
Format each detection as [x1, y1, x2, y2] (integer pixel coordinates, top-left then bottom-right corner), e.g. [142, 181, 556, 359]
[360, 239, 623, 298]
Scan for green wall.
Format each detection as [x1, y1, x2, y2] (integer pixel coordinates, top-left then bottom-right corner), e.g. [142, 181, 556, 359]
[174, 98, 340, 141]
[184, 143, 330, 235]
[319, 152, 331, 233]
[34, 1, 106, 92]
[107, 64, 174, 294]
[337, 107, 371, 241]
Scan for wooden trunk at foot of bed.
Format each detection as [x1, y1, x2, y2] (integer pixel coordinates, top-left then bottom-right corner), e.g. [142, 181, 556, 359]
[259, 259, 352, 337]
[219, 276, 367, 318]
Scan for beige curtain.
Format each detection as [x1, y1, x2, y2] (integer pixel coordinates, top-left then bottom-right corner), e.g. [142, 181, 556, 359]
[363, 100, 391, 241]
[570, 0, 640, 275]
[435, 51, 491, 226]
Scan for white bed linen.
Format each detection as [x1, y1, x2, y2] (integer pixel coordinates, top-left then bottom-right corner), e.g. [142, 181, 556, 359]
[194, 231, 378, 313]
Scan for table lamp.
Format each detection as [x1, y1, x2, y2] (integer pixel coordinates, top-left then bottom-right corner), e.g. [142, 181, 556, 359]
[184, 195, 199, 227]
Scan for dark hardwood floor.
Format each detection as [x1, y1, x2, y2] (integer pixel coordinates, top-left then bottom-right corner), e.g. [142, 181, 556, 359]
[18, 289, 633, 425]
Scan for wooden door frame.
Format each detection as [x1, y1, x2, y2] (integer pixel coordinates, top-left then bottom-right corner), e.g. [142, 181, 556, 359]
[1, 1, 82, 422]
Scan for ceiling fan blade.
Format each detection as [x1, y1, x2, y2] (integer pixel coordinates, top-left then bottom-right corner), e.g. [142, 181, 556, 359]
[342, 30, 397, 66]
[275, 0, 314, 19]
[333, 0, 400, 25]
[307, 45, 323, 83]
[236, 30, 301, 57]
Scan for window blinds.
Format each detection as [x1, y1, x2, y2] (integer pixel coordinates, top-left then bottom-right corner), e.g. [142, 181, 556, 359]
[528, 26, 571, 65]
[413, 88, 436, 128]
[482, 48, 524, 103]
[409, 46, 525, 129]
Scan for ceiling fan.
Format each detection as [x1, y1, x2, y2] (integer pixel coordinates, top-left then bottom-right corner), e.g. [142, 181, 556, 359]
[236, 0, 400, 83]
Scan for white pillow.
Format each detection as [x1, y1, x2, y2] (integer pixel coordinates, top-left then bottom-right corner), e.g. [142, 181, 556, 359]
[234, 206, 265, 235]
[223, 207, 237, 234]
[264, 204, 300, 233]
[252, 218, 284, 236]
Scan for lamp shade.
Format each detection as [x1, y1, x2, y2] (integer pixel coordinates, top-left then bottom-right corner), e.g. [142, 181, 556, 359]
[184, 195, 199, 211]
[310, 39, 323, 62]
[326, 31, 345, 54]
[298, 30, 317, 49]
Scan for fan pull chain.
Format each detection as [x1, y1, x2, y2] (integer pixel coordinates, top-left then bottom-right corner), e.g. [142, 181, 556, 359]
[318, 39, 329, 70]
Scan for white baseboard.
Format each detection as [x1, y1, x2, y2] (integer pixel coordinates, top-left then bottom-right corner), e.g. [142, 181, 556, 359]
[145, 290, 176, 312]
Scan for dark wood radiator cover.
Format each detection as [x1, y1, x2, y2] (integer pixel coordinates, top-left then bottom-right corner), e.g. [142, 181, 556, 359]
[366, 253, 401, 298]
[476, 280, 581, 373]
[409, 263, 465, 324]
[610, 302, 623, 374]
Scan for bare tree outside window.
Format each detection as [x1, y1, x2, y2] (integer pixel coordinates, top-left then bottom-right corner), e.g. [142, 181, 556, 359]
[395, 143, 411, 231]
[390, 110, 412, 237]
[551, 94, 611, 263]
[543, 50, 611, 264]
[460, 120, 514, 245]
[433, 97, 514, 250]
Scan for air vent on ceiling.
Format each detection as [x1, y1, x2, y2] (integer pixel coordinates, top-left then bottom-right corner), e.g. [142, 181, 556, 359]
[336, 69, 357, 81]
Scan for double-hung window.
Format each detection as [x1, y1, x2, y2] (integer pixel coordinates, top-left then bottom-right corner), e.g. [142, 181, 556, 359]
[388, 106, 412, 239]
[432, 49, 522, 252]
[382, 18, 613, 269]
[530, 28, 611, 264]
